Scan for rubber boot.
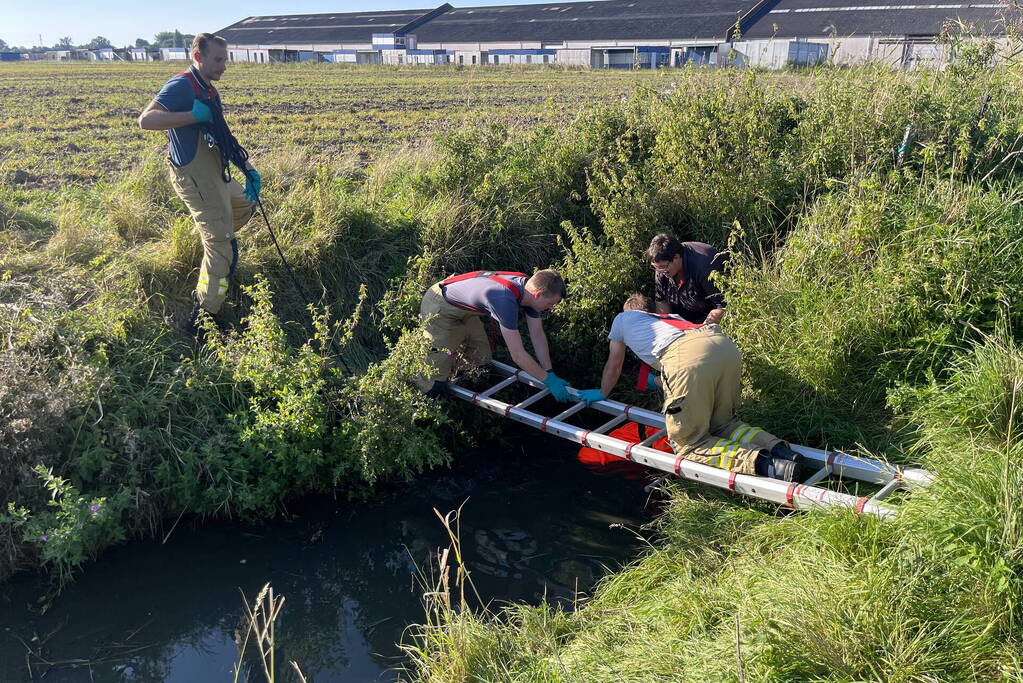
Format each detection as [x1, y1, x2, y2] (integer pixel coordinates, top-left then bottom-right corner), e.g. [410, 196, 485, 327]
[184, 292, 229, 341]
[755, 452, 803, 482]
[425, 380, 449, 399]
[183, 292, 202, 338]
[770, 442, 800, 461]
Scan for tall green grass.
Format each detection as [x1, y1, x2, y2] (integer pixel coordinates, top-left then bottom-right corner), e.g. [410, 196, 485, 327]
[394, 53, 1023, 683]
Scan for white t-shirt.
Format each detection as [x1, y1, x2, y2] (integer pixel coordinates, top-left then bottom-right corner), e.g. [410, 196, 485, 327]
[607, 311, 691, 370]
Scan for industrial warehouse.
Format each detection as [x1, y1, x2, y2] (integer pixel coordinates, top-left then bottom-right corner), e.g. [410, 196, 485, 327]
[215, 0, 1018, 69]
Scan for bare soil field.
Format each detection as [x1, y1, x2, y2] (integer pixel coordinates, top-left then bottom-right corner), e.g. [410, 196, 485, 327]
[0, 62, 666, 188]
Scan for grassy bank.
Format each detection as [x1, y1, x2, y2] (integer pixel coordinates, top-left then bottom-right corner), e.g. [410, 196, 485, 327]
[398, 57, 1023, 682]
[3, 52, 1023, 679]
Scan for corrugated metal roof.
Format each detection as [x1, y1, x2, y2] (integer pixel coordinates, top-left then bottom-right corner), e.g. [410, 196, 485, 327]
[413, 0, 761, 42]
[216, 0, 1015, 47]
[216, 7, 447, 44]
[742, 0, 1015, 37]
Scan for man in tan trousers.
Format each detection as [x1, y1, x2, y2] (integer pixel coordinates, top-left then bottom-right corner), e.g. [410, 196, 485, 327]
[417, 269, 573, 401]
[578, 294, 804, 481]
[138, 33, 258, 333]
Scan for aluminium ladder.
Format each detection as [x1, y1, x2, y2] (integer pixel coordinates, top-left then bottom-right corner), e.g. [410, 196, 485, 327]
[450, 361, 935, 519]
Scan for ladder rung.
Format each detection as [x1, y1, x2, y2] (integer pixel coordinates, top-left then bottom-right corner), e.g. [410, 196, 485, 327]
[639, 429, 666, 447]
[592, 413, 628, 435]
[478, 376, 519, 398]
[551, 402, 587, 423]
[801, 466, 832, 487]
[869, 479, 903, 502]
[514, 389, 551, 410]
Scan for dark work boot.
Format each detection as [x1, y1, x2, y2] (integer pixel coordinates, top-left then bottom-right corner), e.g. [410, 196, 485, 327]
[754, 452, 804, 482]
[183, 292, 202, 338]
[771, 457, 802, 483]
[770, 442, 800, 461]
[184, 293, 229, 342]
[425, 380, 450, 399]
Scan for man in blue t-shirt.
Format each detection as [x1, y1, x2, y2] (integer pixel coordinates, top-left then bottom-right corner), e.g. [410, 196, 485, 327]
[138, 32, 259, 334]
[417, 269, 573, 400]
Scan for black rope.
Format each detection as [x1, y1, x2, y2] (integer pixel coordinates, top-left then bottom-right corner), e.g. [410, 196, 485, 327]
[194, 76, 352, 374]
[252, 195, 353, 375]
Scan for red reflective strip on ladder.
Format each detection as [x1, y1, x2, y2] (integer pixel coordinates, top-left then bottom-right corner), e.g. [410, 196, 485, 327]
[471, 392, 479, 406]
[855, 497, 869, 515]
[541, 417, 550, 433]
[674, 455, 684, 476]
[785, 484, 797, 507]
[580, 430, 591, 448]
[623, 405, 631, 420]
[625, 442, 636, 461]
[503, 404, 513, 417]
[727, 471, 737, 492]
[827, 452, 838, 468]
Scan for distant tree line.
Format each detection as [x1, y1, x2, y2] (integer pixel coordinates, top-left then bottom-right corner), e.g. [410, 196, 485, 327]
[0, 30, 195, 52]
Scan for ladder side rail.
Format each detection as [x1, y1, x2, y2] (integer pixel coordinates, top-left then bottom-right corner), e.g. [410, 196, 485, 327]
[489, 360, 667, 430]
[490, 361, 917, 487]
[449, 384, 896, 519]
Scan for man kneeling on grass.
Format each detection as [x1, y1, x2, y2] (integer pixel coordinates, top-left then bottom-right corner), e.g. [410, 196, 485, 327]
[577, 294, 805, 481]
[416, 269, 572, 401]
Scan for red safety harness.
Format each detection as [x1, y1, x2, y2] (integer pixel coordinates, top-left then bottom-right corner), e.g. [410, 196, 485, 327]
[439, 270, 526, 314]
[175, 67, 219, 102]
[635, 312, 704, 391]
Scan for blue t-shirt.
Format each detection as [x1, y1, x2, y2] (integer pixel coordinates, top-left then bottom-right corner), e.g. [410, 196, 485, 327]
[440, 274, 541, 330]
[153, 73, 214, 167]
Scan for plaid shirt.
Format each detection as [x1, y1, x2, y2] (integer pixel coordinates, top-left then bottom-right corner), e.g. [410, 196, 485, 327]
[653, 242, 726, 324]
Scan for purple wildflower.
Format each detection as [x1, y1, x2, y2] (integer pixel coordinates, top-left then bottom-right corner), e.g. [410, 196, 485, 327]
[90, 504, 101, 516]
[40, 535, 48, 542]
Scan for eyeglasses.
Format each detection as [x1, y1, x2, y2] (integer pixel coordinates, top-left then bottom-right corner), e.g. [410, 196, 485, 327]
[650, 262, 671, 272]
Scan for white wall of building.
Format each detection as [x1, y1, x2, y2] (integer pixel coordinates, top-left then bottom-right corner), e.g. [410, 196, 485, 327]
[161, 48, 189, 61]
[555, 48, 591, 67]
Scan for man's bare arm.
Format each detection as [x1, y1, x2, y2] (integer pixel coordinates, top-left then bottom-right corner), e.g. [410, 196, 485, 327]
[138, 100, 195, 131]
[525, 314, 553, 371]
[599, 340, 627, 398]
[499, 326, 549, 381]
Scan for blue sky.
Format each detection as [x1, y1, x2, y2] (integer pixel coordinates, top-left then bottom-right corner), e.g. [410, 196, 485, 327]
[0, 0, 560, 48]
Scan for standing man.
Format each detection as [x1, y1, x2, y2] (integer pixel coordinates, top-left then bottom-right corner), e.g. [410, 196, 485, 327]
[417, 269, 572, 401]
[138, 33, 260, 333]
[647, 234, 726, 325]
[578, 294, 803, 482]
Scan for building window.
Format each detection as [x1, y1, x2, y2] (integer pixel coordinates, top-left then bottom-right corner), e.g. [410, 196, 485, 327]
[526, 55, 532, 64]
[543, 55, 549, 64]
[459, 55, 464, 64]
[493, 55, 499, 64]
[472, 55, 477, 64]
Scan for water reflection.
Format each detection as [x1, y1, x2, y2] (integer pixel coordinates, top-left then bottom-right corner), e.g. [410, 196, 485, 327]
[0, 434, 652, 682]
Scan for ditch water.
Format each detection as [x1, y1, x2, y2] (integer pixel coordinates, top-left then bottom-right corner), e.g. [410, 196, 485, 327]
[0, 432, 655, 682]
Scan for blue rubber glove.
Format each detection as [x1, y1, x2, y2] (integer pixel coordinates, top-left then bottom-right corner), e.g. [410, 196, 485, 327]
[191, 99, 212, 124]
[577, 389, 606, 406]
[244, 169, 261, 202]
[648, 374, 662, 391]
[543, 371, 571, 403]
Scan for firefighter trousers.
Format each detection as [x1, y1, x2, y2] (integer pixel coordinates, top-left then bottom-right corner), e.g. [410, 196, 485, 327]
[416, 284, 493, 391]
[169, 140, 256, 314]
[660, 327, 781, 474]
